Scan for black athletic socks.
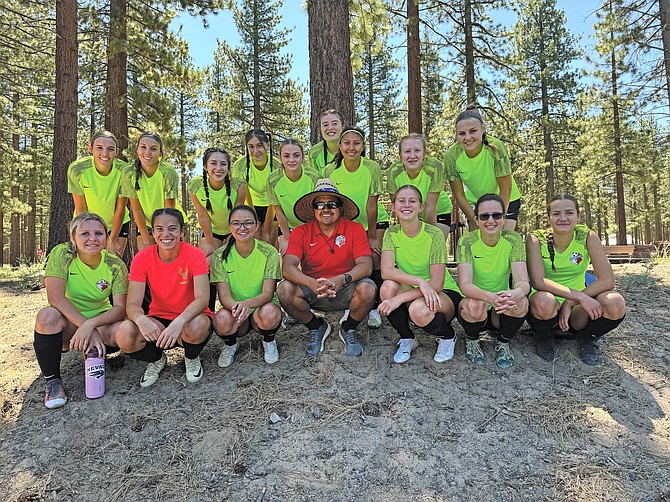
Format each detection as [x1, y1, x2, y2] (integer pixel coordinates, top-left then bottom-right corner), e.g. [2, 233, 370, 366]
[33, 331, 63, 381]
[386, 304, 414, 339]
[420, 312, 455, 340]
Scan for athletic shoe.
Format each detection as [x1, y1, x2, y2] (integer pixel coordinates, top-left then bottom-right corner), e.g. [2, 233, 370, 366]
[495, 342, 515, 368]
[306, 320, 331, 356]
[44, 378, 67, 409]
[465, 338, 485, 365]
[393, 338, 418, 363]
[218, 343, 238, 368]
[579, 337, 599, 366]
[536, 333, 556, 362]
[340, 309, 350, 325]
[140, 352, 167, 388]
[367, 309, 382, 328]
[339, 326, 363, 356]
[263, 340, 279, 364]
[434, 338, 456, 363]
[184, 356, 203, 383]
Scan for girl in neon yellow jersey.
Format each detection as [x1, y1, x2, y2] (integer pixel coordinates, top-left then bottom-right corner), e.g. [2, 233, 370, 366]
[68, 130, 130, 257]
[307, 109, 344, 176]
[456, 194, 529, 368]
[444, 105, 521, 231]
[378, 185, 462, 364]
[526, 194, 626, 365]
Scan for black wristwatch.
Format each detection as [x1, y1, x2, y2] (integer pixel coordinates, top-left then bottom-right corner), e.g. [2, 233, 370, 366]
[343, 273, 352, 285]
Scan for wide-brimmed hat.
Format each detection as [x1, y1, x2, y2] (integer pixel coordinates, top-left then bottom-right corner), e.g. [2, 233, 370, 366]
[293, 178, 360, 223]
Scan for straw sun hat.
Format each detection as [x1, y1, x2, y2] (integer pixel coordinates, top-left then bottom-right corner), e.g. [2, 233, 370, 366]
[293, 178, 360, 223]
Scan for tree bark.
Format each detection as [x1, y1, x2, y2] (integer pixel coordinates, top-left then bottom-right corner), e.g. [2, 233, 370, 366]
[366, 45, 376, 159]
[464, 0, 476, 105]
[610, 46, 627, 244]
[49, 0, 77, 252]
[11, 93, 20, 265]
[407, 0, 422, 133]
[659, 0, 670, 116]
[307, 0, 354, 143]
[26, 134, 37, 262]
[105, 0, 128, 157]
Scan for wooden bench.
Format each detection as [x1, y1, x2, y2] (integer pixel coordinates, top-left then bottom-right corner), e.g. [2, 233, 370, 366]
[604, 244, 652, 263]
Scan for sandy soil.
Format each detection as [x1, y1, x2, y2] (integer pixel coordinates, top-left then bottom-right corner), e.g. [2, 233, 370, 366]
[1, 262, 669, 502]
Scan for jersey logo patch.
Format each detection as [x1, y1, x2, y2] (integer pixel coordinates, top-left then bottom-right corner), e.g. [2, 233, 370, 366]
[178, 268, 189, 285]
[335, 235, 346, 248]
[96, 279, 110, 291]
[569, 252, 583, 265]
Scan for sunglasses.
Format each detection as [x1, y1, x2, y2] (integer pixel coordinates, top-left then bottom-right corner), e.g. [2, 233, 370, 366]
[313, 201, 341, 210]
[477, 212, 504, 221]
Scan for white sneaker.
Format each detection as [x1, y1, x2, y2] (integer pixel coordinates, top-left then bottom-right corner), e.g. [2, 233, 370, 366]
[340, 309, 350, 325]
[394, 338, 418, 363]
[263, 340, 279, 364]
[434, 338, 455, 363]
[368, 309, 382, 328]
[140, 352, 167, 388]
[185, 356, 203, 383]
[218, 343, 238, 368]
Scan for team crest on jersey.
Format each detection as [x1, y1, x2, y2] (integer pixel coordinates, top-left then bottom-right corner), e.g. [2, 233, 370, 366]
[96, 279, 110, 291]
[335, 235, 346, 248]
[569, 252, 583, 265]
[178, 268, 189, 285]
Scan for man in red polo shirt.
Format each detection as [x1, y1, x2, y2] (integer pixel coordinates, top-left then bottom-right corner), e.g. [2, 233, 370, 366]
[278, 178, 376, 356]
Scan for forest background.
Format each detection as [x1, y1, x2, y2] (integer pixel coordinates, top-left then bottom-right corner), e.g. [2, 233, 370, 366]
[1, 0, 669, 265]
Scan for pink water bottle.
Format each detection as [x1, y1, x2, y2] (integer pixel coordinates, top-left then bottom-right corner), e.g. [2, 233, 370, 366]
[85, 347, 105, 399]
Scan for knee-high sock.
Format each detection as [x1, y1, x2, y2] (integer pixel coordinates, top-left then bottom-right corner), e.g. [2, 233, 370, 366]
[420, 312, 455, 340]
[578, 315, 626, 340]
[386, 304, 413, 339]
[459, 317, 486, 340]
[33, 331, 63, 381]
[498, 314, 526, 342]
[527, 314, 558, 337]
[127, 342, 163, 363]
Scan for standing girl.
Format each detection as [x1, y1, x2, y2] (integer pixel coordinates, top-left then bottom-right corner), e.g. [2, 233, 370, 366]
[231, 129, 281, 244]
[122, 131, 181, 251]
[444, 105, 521, 230]
[378, 186, 462, 364]
[526, 194, 626, 365]
[267, 139, 320, 255]
[188, 147, 244, 265]
[456, 194, 529, 367]
[68, 130, 130, 257]
[34, 213, 128, 408]
[116, 209, 211, 387]
[307, 109, 344, 175]
[323, 126, 388, 328]
[211, 205, 282, 367]
[386, 133, 453, 239]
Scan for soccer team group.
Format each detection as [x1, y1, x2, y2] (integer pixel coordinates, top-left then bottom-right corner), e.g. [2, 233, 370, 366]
[34, 106, 627, 409]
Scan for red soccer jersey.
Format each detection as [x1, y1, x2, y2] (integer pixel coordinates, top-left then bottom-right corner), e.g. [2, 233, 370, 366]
[286, 218, 372, 279]
[129, 241, 211, 319]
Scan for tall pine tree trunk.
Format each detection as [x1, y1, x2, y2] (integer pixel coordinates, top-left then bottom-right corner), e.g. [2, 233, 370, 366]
[26, 134, 37, 262]
[106, 0, 128, 156]
[659, 0, 670, 116]
[407, 0, 422, 133]
[464, 0, 476, 104]
[307, 0, 354, 143]
[366, 45, 376, 159]
[11, 93, 20, 265]
[49, 0, 77, 252]
[610, 46, 627, 244]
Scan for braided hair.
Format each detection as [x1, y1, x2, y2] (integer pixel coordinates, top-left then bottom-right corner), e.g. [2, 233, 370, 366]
[202, 147, 233, 214]
[455, 104, 498, 155]
[319, 109, 344, 167]
[134, 131, 163, 190]
[546, 194, 580, 272]
[331, 126, 366, 169]
[220, 205, 258, 263]
[244, 129, 273, 183]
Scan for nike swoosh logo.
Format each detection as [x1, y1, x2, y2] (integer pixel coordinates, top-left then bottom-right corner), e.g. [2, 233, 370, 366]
[279, 194, 287, 197]
[474, 255, 483, 259]
[69, 272, 79, 275]
[309, 243, 317, 246]
[191, 368, 202, 378]
[83, 185, 91, 188]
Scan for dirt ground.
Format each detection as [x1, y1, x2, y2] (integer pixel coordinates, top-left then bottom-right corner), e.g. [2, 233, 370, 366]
[0, 261, 669, 502]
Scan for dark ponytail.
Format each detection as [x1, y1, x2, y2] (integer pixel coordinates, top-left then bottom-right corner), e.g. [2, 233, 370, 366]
[547, 231, 557, 273]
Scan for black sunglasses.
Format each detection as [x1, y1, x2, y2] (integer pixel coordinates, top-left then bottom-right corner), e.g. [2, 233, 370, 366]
[313, 201, 342, 210]
[477, 212, 504, 221]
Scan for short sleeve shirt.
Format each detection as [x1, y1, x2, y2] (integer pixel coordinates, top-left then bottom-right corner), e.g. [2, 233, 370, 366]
[324, 158, 384, 230]
[122, 160, 181, 226]
[383, 223, 460, 292]
[210, 239, 280, 304]
[231, 156, 281, 207]
[443, 136, 521, 205]
[532, 224, 591, 302]
[266, 167, 320, 229]
[128, 241, 211, 319]
[67, 156, 131, 227]
[187, 175, 239, 235]
[285, 218, 372, 279]
[45, 243, 129, 318]
[386, 157, 453, 218]
[307, 142, 335, 176]
[456, 229, 526, 293]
